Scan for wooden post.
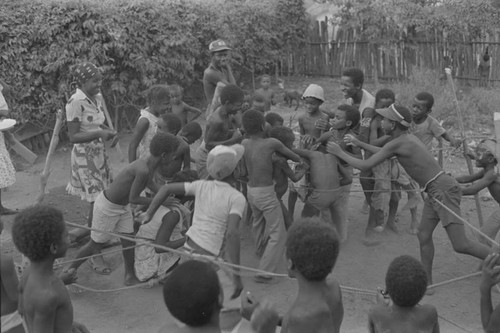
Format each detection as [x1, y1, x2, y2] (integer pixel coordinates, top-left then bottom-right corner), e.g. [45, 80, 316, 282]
[495, 112, 500, 173]
[98, 93, 125, 161]
[5, 132, 38, 164]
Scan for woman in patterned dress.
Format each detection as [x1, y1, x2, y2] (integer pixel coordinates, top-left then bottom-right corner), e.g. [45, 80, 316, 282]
[66, 63, 116, 274]
[0, 81, 16, 215]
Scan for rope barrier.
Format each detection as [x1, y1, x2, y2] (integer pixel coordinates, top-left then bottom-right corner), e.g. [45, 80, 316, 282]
[438, 314, 476, 333]
[427, 271, 481, 290]
[54, 245, 142, 267]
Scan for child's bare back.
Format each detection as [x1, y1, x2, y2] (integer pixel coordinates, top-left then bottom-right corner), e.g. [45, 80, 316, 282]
[368, 303, 439, 333]
[305, 149, 340, 191]
[283, 279, 343, 333]
[105, 159, 151, 205]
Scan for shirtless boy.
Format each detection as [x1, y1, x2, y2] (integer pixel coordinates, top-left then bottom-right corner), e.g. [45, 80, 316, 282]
[64, 132, 179, 285]
[12, 206, 88, 333]
[298, 84, 329, 147]
[242, 218, 344, 333]
[169, 84, 202, 127]
[1, 220, 24, 333]
[195, 84, 244, 179]
[456, 139, 500, 248]
[327, 104, 496, 285]
[368, 255, 439, 333]
[241, 110, 301, 280]
[269, 126, 309, 228]
[254, 74, 275, 112]
[480, 253, 500, 333]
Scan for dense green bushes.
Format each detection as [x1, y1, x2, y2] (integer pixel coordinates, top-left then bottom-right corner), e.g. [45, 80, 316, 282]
[0, 0, 307, 124]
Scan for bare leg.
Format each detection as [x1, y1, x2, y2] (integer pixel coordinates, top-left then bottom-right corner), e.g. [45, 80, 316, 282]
[386, 197, 400, 234]
[288, 190, 298, 220]
[446, 223, 491, 259]
[417, 210, 440, 286]
[0, 189, 17, 215]
[87, 202, 109, 272]
[408, 207, 419, 235]
[68, 240, 104, 271]
[120, 234, 140, 286]
[363, 207, 383, 246]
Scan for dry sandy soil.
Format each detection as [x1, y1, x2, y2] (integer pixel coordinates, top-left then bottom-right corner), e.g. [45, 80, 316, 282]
[1, 77, 498, 332]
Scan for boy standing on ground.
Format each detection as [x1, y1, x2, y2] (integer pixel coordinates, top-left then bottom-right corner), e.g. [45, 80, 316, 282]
[326, 104, 497, 285]
[368, 255, 439, 333]
[298, 84, 329, 147]
[64, 132, 179, 285]
[456, 139, 500, 249]
[254, 74, 275, 112]
[12, 206, 88, 333]
[241, 110, 301, 281]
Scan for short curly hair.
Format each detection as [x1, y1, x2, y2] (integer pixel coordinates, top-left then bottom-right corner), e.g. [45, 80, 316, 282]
[180, 122, 202, 142]
[171, 170, 199, 183]
[342, 68, 364, 87]
[163, 260, 221, 327]
[146, 84, 170, 106]
[375, 89, 395, 104]
[12, 206, 66, 262]
[385, 255, 428, 307]
[242, 109, 265, 135]
[269, 126, 295, 148]
[286, 217, 339, 281]
[149, 132, 180, 158]
[160, 113, 183, 135]
[220, 84, 244, 105]
[265, 112, 284, 126]
[415, 92, 434, 110]
[337, 104, 360, 128]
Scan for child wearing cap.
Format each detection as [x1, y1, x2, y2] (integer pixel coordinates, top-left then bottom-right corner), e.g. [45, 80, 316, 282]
[142, 144, 246, 302]
[410, 92, 460, 150]
[456, 139, 500, 250]
[328, 104, 499, 287]
[298, 84, 330, 148]
[254, 74, 275, 112]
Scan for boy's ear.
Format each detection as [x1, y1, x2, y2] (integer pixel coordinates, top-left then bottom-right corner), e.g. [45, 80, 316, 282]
[287, 258, 295, 272]
[50, 242, 58, 255]
[346, 120, 352, 127]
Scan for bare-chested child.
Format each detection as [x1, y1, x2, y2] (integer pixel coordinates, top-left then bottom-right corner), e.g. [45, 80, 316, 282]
[63, 132, 179, 285]
[12, 206, 89, 333]
[169, 84, 202, 127]
[242, 218, 344, 333]
[456, 139, 500, 249]
[327, 104, 498, 285]
[368, 255, 439, 333]
[298, 84, 329, 147]
[241, 110, 301, 281]
[254, 74, 275, 112]
[1, 220, 25, 333]
[195, 84, 244, 179]
[269, 126, 309, 228]
[480, 253, 500, 333]
[251, 93, 268, 114]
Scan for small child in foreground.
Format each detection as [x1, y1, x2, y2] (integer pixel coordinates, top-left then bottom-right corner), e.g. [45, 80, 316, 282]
[368, 255, 439, 333]
[479, 253, 500, 333]
[64, 132, 180, 285]
[1, 220, 25, 333]
[169, 84, 202, 127]
[242, 218, 344, 333]
[12, 206, 88, 333]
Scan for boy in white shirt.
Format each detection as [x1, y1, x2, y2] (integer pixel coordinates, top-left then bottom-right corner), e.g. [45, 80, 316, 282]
[141, 144, 246, 303]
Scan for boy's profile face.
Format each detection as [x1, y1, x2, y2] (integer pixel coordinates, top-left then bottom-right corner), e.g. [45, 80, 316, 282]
[251, 100, 266, 113]
[170, 89, 183, 106]
[330, 109, 348, 130]
[340, 76, 359, 100]
[412, 98, 429, 120]
[475, 146, 494, 167]
[260, 77, 271, 89]
[212, 50, 229, 68]
[55, 228, 70, 258]
[380, 117, 395, 135]
[227, 100, 243, 114]
[304, 97, 322, 114]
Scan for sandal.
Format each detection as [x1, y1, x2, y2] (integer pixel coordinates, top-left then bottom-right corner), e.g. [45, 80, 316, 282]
[89, 257, 112, 275]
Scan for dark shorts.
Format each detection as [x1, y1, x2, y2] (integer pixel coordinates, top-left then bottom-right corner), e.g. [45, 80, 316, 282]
[422, 173, 462, 228]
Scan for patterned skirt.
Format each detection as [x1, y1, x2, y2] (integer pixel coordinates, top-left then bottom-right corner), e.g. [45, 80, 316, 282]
[66, 139, 112, 202]
[0, 133, 15, 189]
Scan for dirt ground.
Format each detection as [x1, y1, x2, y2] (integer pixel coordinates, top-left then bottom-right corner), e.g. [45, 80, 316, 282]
[2, 77, 499, 332]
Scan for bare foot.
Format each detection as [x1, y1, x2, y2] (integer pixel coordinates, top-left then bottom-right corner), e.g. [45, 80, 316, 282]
[124, 275, 141, 286]
[362, 237, 382, 247]
[386, 222, 400, 234]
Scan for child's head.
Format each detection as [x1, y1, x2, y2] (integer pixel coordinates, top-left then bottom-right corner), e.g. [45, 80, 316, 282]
[302, 84, 325, 114]
[475, 139, 498, 167]
[260, 74, 272, 89]
[341, 68, 364, 99]
[149, 132, 180, 161]
[146, 84, 171, 115]
[269, 126, 295, 149]
[412, 92, 434, 120]
[385, 255, 427, 307]
[242, 109, 266, 135]
[286, 217, 339, 281]
[265, 112, 284, 127]
[12, 206, 69, 262]
[169, 84, 183, 106]
[220, 84, 244, 115]
[242, 94, 252, 112]
[330, 104, 360, 130]
[251, 93, 267, 113]
[158, 113, 182, 135]
[163, 260, 222, 327]
[206, 144, 245, 181]
[377, 104, 412, 134]
[179, 121, 202, 145]
[375, 89, 396, 108]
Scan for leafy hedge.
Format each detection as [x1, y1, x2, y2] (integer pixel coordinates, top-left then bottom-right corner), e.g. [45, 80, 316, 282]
[0, 0, 307, 125]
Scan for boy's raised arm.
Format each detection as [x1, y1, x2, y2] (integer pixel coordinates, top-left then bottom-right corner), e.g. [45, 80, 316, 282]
[327, 141, 396, 171]
[184, 103, 202, 122]
[274, 140, 300, 162]
[455, 170, 485, 184]
[205, 122, 242, 150]
[459, 170, 495, 196]
[225, 213, 243, 299]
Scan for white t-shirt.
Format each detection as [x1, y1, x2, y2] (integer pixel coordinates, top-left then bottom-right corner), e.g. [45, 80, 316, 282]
[184, 180, 246, 256]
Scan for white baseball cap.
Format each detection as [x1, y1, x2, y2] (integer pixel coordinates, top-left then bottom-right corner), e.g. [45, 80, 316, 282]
[209, 40, 231, 53]
[302, 84, 325, 102]
[207, 144, 244, 180]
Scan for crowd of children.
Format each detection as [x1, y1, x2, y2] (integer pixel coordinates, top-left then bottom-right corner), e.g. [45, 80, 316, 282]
[1, 42, 500, 332]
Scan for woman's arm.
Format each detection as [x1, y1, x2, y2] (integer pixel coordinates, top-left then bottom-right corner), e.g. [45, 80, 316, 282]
[128, 118, 149, 162]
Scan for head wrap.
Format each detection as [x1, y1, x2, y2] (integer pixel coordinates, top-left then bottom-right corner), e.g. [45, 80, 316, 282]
[73, 63, 99, 86]
[477, 139, 497, 158]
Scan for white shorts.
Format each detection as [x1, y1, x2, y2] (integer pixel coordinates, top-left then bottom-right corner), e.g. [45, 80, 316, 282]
[91, 192, 134, 243]
[1, 310, 25, 332]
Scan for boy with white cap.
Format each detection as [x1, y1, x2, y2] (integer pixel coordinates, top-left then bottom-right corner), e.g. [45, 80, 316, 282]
[142, 144, 246, 300]
[328, 104, 498, 287]
[456, 139, 500, 249]
[298, 84, 330, 148]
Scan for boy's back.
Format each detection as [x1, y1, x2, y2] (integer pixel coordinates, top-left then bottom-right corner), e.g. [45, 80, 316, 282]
[105, 159, 151, 205]
[305, 149, 340, 191]
[283, 279, 343, 333]
[368, 303, 438, 333]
